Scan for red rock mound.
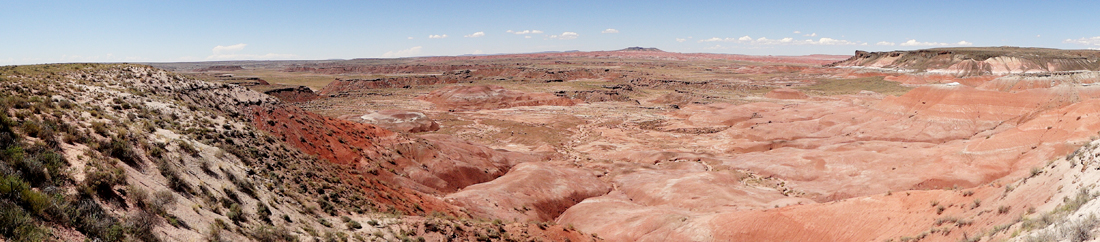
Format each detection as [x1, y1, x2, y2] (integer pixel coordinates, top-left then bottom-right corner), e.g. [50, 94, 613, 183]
[419, 85, 578, 111]
[764, 88, 809, 99]
[444, 162, 610, 222]
[248, 103, 538, 198]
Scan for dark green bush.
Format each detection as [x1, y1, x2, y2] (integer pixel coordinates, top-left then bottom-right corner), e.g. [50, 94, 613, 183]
[81, 157, 127, 198]
[250, 225, 298, 242]
[346, 220, 362, 230]
[227, 203, 244, 223]
[176, 140, 198, 157]
[99, 138, 140, 168]
[157, 159, 192, 196]
[0, 201, 47, 241]
[256, 202, 271, 223]
[126, 210, 161, 242]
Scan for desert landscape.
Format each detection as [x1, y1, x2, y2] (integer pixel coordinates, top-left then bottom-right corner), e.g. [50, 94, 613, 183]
[7, 45, 1100, 241]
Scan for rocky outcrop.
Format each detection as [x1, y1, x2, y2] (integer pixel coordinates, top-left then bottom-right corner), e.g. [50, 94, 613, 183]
[262, 85, 319, 102]
[196, 65, 244, 72]
[554, 90, 632, 102]
[418, 85, 578, 111]
[828, 47, 1100, 76]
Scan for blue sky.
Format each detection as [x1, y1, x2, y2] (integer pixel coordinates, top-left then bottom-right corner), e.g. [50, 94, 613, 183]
[4, 0, 1100, 65]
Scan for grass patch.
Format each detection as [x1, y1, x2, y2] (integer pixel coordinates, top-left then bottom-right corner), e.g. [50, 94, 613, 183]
[797, 76, 911, 96]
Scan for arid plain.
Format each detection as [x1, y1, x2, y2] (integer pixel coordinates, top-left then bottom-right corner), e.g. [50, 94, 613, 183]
[5, 47, 1100, 241]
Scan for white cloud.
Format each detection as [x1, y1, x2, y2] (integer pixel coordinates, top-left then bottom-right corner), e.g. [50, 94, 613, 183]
[698, 36, 859, 45]
[428, 34, 448, 39]
[381, 46, 423, 58]
[508, 30, 543, 35]
[407, 37, 414, 40]
[1065, 36, 1100, 46]
[469, 50, 484, 55]
[876, 41, 896, 46]
[602, 28, 619, 34]
[464, 31, 485, 38]
[897, 39, 972, 46]
[804, 33, 817, 37]
[550, 32, 579, 40]
[524, 36, 532, 39]
[676, 38, 687, 43]
[793, 31, 801, 34]
[212, 43, 247, 54]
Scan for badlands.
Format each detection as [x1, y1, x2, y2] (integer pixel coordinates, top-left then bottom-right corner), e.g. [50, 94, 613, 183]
[5, 46, 1100, 241]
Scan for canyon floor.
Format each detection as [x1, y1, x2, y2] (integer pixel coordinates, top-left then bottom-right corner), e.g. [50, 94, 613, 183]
[154, 47, 1100, 241]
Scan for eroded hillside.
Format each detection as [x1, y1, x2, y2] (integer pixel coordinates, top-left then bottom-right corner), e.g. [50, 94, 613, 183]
[187, 47, 1100, 242]
[0, 64, 594, 241]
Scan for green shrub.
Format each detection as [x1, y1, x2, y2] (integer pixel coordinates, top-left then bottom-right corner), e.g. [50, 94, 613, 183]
[150, 190, 175, 215]
[256, 202, 271, 223]
[0, 201, 47, 241]
[126, 210, 161, 242]
[157, 159, 192, 195]
[227, 203, 244, 223]
[99, 138, 139, 168]
[177, 140, 199, 157]
[346, 220, 362, 230]
[82, 157, 127, 197]
[250, 225, 298, 242]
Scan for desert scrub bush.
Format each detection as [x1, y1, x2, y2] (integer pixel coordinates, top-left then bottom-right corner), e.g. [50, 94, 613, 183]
[1057, 188, 1097, 214]
[98, 137, 141, 168]
[126, 210, 161, 242]
[346, 220, 362, 230]
[81, 156, 127, 198]
[176, 139, 199, 157]
[157, 158, 193, 196]
[14, 148, 68, 187]
[1030, 167, 1043, 178]
[227, 171, 257, 199]
[318, 217, 333, 228]
[256, 202, 271, 223]
[250, 225, 298, 242]
[208, 219, 227, 242]
[227, 202, 245, 223]
[0, 201, 48, 241]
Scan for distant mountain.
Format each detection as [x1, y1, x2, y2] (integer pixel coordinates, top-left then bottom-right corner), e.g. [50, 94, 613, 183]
[619, 47, 663, 52]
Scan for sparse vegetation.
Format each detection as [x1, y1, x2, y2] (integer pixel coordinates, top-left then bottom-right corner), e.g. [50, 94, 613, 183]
[796, 76, 912, 96]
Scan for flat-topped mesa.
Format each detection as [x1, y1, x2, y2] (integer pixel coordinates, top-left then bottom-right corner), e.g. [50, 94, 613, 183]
[619, 46, 663, 52]
[827, 47, 1100, 76]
